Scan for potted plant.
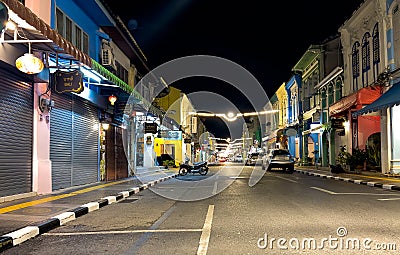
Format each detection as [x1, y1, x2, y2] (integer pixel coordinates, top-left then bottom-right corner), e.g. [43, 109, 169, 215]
[337, 145, 351, 171]
[347, 147, 367, 173]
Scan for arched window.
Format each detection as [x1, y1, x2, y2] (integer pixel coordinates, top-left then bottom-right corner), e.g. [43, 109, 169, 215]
[321, 88, 327, 109]
[335, 76, 343, 101]
[362, 32, 371, 87]
[352, 41, 361, 91]
[372, 23, 380, 81]
[328, 83, 334, 106]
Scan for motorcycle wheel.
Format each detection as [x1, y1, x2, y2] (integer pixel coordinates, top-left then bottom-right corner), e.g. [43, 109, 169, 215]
[179, 167, 188, 176]
[199, 166, 208, 175]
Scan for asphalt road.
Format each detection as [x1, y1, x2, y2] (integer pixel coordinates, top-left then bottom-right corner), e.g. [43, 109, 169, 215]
[3, 163, 400, 254]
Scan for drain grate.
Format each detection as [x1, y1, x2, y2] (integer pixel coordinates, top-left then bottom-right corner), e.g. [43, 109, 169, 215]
[118, 197, 140, 203]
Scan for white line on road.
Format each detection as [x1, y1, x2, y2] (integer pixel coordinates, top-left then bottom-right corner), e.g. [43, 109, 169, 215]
[212, 182, 218, 195]
[310, 187, 337, 194]
[197, 205, 214, 255]
[43, 229, 203, 236]
[377, 198, 400, 201]
[310, 187, 400, 196]
[274, 176, 298, 183]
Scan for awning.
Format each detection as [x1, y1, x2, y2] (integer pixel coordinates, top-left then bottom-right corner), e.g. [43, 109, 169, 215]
[329, 85, 382, 116]
[2, 0, 92, 66]
[352, 82, 400, 117]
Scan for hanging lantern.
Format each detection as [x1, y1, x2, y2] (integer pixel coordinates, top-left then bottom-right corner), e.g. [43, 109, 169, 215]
[108, 94, 117, 105]
[15, 53, 44, 74]
[15, 43, 44, 74]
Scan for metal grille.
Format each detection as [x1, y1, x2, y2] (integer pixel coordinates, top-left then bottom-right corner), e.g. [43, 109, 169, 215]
[0, 67, 33, 197]
[50, 93, 99, 190]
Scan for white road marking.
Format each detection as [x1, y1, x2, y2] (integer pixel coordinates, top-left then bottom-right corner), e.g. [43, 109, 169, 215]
[197, 205, 214, 255]
[310, 187, 400, 196]
[310, 187, 337, 194]
[274, 176, 298, 183]
[377, 198, 400, 201]
[212, 182, 218, 195]
[43, 229, 203, 236]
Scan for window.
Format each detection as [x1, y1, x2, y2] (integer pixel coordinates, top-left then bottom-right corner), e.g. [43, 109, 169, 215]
[56, 9, 64, 36]
[351, 41, 361, 91]
[115, 61, 129, 84]
[372, 23, 380, 81]
[393, 6, 400, 69]
[75, 26, 82, 49]
[83, 33, 89, 54]
[321, 88, 327, 109]
[65, 17, 72, 42]
[335, 77, 343, 102]
[361, 32, 371, 87]
[328, 83, 334, 106]
[56, 8, 89, 55]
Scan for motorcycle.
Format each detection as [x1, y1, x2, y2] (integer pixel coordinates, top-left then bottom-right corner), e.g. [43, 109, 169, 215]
[179, 161, 209, 176]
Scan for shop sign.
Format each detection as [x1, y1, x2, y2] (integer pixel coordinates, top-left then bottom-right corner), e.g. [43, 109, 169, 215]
[54, 69, 83, 94]
[165, 131, 182, 140]
[144, 122, 158, 133]
[331, 118, 344, 129]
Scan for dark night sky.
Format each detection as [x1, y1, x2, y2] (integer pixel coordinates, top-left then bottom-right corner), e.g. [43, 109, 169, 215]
[103, 0, 365, 138]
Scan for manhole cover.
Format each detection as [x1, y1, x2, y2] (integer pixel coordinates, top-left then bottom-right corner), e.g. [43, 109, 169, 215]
[118, 197, 140, 203]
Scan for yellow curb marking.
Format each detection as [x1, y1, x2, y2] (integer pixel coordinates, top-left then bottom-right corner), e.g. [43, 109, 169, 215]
[298, 169, 400, 183]
[0, 180, 126, 214]
[345, 174, 400, 183]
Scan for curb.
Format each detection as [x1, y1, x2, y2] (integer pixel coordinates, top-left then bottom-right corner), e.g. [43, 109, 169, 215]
[0, 174, 179, 253]
[295, 170, 400, 191]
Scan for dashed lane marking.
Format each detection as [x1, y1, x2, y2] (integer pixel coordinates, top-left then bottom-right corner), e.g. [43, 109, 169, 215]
[197, 205, 214, 255]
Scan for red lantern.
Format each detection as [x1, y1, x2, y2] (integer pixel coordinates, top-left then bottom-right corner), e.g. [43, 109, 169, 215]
[108, 95, 117, 105]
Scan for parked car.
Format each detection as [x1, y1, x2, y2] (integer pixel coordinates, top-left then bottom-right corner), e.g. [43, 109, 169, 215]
[234, 154, 243, 162]
[218, 156, 227, 163]
[245, 152, 262, 165]
[261, 149, 295, 173]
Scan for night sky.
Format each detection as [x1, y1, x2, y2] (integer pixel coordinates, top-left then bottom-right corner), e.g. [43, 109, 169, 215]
[103, 0, 365, 138]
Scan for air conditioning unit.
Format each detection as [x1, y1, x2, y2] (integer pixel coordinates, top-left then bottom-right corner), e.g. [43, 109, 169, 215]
[101, 48, 117, 71]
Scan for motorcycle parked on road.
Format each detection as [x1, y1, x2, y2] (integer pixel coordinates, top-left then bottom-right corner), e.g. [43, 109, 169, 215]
[179, 161, 209, 176]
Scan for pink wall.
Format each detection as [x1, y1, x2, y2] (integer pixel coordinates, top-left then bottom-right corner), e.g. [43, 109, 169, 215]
[25, 0, 51, 24]
[357, 115, 380, 149]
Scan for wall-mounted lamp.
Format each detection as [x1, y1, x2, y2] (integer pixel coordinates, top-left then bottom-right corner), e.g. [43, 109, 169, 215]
[15, 43, 44, 74]
[343, 120, 350, 129]
[108, 94, 117, 105]
[101, 123, 110, 130]
[39, 95, 54, 112]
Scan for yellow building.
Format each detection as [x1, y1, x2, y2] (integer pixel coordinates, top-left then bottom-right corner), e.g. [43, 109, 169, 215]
[153, 87, 198, 166]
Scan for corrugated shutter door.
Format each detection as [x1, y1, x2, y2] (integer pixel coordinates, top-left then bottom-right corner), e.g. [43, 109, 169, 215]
[72, 96, 99, 185]
[50, 93, 73, 190]
[0, 68, 33, 197]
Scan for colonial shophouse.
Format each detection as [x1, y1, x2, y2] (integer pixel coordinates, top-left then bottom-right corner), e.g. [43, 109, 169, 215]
[0, 0, 163, 199]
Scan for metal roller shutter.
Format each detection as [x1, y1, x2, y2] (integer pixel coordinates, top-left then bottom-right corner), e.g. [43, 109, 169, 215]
[72, 96, 99, 185]
[50, 93, 73, 190]
[0, 68, 33, 197]
[50, 93, 99, 190]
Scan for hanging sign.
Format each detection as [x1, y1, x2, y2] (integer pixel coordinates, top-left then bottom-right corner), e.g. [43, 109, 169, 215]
[54, 69, 83, 94]
[144, 122, 158, 133]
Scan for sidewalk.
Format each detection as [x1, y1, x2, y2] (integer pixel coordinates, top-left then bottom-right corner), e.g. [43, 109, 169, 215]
[295, 165, 400, 191]
[0, 166, 179, 253]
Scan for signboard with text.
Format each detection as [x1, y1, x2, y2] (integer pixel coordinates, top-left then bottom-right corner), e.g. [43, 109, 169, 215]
[54, 69, 83, 94]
